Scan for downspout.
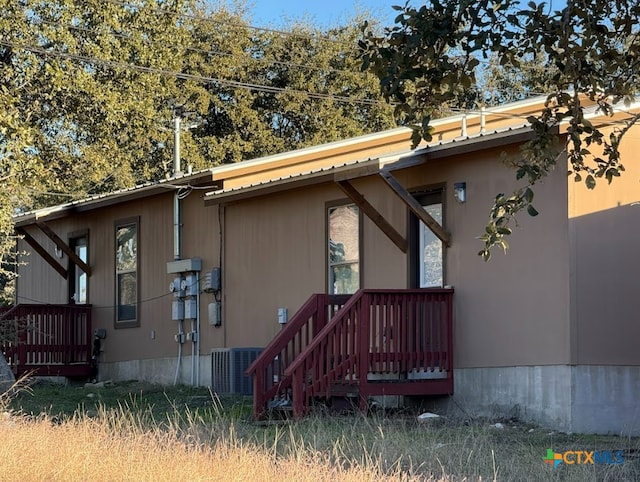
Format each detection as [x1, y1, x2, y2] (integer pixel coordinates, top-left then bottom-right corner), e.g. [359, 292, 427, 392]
[191, 316, 195, 386]
[196, 275, 201, 386]
[173, 320, 183, 386]
[173, 115, 182, 261]
[173, 114, 182, 384]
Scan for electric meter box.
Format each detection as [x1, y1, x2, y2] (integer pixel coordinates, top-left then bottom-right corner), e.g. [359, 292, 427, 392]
[184, 299, 197, 319]
[169, 277, 185, 298]
[184, 274, 198, 297]
[172, 300, 184, 320]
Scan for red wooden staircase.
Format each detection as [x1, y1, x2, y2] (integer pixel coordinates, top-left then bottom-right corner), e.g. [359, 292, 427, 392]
[246, 288, 453, 419]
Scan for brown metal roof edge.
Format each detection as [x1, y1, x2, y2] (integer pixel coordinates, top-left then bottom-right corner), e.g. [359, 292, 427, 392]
[13, 170, 218, 227]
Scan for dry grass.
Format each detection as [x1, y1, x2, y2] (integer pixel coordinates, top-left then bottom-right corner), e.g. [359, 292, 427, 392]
[0, 407, 435, 482]
[2, 380, 640, 481]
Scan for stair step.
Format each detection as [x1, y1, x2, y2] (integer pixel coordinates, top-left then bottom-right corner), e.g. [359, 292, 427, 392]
[330, 380, 359, 396]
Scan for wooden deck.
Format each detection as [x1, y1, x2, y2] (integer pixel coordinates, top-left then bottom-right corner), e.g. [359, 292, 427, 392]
[1, 304, 93, 378]
[246, 289, 453, 419]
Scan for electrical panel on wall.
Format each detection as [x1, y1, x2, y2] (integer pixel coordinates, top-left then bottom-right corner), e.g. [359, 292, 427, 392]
[203, 268, 221, 292]
[208, 302, 221, 326]
[172, 300, 184, 321]
[184, 299, 197, 319]
[169, 277, 185, 298]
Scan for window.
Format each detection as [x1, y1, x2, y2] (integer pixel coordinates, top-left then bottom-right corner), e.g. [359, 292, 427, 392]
[69, 233, 88, 304]
[328, 204, 360, 294]
[409, 190, 444, 288]
[419, 202, 443, 287]
[115, 217, 139, 326]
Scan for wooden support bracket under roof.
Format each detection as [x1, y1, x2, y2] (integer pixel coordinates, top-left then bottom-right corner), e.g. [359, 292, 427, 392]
[379, 170, 452, 247]
[335, 179, 408, 253]
[16, 227, 68, 279]
[35, 221, 92, 276]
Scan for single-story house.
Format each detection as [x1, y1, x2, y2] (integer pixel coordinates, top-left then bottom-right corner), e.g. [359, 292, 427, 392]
[4, 95, 640, 434]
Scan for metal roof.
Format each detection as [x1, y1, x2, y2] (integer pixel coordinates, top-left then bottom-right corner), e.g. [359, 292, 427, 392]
[13, 169, 219, 227]
[16, 93, 594, 224]
[203, 124, 534, 205]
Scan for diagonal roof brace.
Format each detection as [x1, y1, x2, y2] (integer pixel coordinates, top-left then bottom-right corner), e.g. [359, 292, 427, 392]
[16, 227, 68, 279]
[35, 221, 92, 276]
[335, 179, 407, 253]
[379, 170, 451, 247]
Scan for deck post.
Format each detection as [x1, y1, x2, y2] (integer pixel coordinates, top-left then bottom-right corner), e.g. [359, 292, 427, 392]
[252, 370, 264, 420]
[358, 293, 370, 412]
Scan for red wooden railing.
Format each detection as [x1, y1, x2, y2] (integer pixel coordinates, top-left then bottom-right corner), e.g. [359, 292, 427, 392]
[246, 288, 454, 419]
[1, 304, 93, 378]
[286, 288, 453, 418]
[245, 293, 350, 419]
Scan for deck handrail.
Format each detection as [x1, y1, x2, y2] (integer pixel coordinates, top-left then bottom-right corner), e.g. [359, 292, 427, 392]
[285, 288, 454, 417]
[1, 303, 93, 378]
[245, 293, 349, 419]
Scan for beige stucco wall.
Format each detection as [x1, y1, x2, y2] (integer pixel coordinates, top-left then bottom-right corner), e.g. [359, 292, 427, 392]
[568, 123, 640, 365]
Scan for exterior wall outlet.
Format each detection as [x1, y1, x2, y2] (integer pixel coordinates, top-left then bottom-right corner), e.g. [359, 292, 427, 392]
[277, 307, 288, 324]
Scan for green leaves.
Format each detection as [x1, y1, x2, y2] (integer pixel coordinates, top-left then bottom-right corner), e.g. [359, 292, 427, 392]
[0, 1, 398, 298]
[362, 0, 640, 260]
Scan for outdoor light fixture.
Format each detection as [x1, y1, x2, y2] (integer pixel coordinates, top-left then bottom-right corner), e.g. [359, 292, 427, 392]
[453, 182, 467, 203]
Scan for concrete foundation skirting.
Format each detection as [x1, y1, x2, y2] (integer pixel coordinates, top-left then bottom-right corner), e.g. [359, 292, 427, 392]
[571, 365, 640, 435]
[452, 365, 640, 435]
[99, 355, 212, 387]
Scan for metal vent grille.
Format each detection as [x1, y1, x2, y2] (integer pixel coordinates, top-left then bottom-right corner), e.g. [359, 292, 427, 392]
[211, 347, 262, 395]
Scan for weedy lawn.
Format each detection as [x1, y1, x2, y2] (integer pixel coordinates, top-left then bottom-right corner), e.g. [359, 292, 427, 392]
[2, 379, 639, 481]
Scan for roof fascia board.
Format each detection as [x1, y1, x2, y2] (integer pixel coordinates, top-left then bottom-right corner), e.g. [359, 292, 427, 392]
[209, 129, 412, 185]
[203, 125, 542, 206]
[14, 171, 217, 227]
[381, 125, 536, 172]
[204, 172, 336, 206]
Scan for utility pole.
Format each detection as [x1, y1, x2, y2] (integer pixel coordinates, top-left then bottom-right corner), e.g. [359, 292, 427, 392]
[173, 114, 182, 177]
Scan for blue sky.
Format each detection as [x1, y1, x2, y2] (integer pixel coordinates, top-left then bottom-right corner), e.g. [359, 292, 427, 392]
[219, 1, 570, 29]
[243, 1, 405, 28]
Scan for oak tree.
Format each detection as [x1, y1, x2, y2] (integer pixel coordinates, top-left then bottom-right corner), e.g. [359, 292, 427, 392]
[0, 0, 394, 302]
[360, 1, 640, 259]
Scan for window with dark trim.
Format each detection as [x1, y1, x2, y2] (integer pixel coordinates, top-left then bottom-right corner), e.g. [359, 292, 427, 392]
[68, 231, 89, 304]
[115, 217, 139, 327]
[327, 203, 360, 295]
[409, 190, 444, 288]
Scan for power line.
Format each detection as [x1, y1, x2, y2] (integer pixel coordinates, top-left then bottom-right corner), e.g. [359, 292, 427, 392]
[15, 272, 207, 310]
[20, 15, 365, 77]
[0, 40, 388, 107]
[0, 39, 567, 115]
[100, 0, 350, 43]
